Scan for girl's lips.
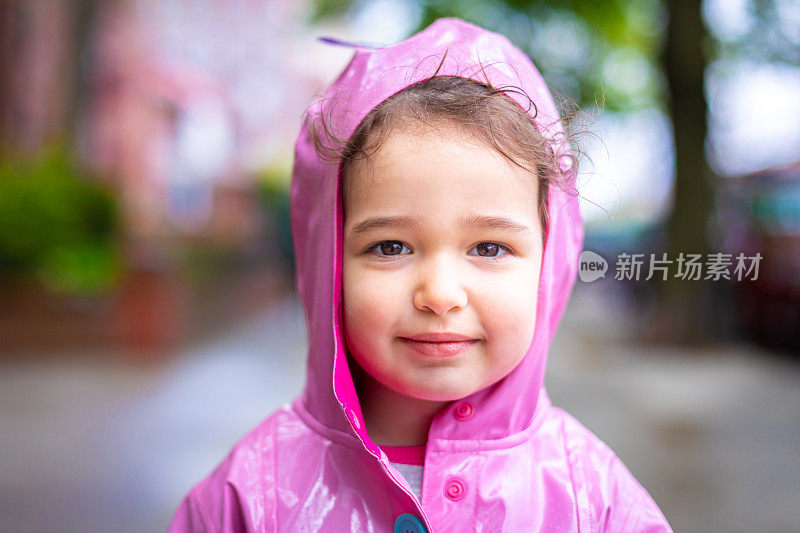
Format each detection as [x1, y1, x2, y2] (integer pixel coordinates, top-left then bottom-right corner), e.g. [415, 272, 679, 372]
[403, 332, 478, 342]
[399, 337, 479, 357]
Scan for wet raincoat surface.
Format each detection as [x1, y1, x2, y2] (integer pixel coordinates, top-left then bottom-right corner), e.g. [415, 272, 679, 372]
[168, 18, 672, 533]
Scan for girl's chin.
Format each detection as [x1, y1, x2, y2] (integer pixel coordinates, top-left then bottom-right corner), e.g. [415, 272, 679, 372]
[360, 365, 482, 403]
[397, 384, 477, 403]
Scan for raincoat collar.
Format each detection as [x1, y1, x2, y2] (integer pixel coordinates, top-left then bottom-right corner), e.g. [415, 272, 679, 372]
[290, 17, 583, 458]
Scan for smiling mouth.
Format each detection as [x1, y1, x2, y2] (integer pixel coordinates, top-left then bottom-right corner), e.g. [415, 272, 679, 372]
[398, 334, 480, 357]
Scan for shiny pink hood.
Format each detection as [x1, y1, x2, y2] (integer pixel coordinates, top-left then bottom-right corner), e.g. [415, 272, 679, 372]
[292, 15, 580, 457]
[168, 17, 671, 532]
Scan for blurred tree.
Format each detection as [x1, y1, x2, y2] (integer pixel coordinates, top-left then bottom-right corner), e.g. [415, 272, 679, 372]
[0, 1, 116, 297]
[659, 0, 714, 342]
[660, 0, 800, 342]
[313, 0, 665, 112]
[0, 146, 120, 295]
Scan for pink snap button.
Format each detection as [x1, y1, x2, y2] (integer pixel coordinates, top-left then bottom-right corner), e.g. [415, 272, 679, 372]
[453, 401, 474, 421]
[445, 478, 466, 501]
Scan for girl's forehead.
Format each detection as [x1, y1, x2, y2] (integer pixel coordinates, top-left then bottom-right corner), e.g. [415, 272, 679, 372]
[349, 127, 536, 191]
[343, 128, 540, 227]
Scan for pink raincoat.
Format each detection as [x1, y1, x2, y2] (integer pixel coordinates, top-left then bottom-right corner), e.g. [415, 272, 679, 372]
[168, 18, 672, 532]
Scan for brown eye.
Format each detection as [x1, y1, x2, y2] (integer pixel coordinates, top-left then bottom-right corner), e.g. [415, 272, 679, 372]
[468, 242, 510, 258]
[372, 241, 410, 256]
[381, 242, 403, 255]
[476, 243, 499, 256]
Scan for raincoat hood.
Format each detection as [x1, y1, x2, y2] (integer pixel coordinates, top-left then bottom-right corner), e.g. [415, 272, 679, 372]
[291, 16, 582, 455]
[169, 17, 671, 533]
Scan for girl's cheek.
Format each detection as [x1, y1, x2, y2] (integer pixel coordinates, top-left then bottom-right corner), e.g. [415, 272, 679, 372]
[491, 273, 539, 330]
[488, 268, 539, 304]
[345, 274, 399, 326]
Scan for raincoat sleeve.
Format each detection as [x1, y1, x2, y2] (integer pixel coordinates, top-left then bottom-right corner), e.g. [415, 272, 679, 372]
[167, 427, 278, 533]
[601, 451, 672, 533]
[560, 409, 673, 532]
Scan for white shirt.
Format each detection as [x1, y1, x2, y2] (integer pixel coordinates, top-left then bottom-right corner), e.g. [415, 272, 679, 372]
[391, 462, 424, 501]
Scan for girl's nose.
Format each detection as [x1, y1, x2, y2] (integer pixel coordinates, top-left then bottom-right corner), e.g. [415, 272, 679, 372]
[413, 258, 468, 316]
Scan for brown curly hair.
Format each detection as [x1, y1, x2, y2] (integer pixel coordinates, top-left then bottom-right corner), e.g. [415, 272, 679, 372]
[308, 75, 579, 239]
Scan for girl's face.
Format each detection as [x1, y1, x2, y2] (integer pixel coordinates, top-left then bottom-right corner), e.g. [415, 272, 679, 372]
[342, 125, 543, 403]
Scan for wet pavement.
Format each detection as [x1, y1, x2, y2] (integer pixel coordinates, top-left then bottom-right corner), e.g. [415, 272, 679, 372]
[1, 287, 798, 532]
[0, 292, 307, 533]
[548, 288, 800, 533]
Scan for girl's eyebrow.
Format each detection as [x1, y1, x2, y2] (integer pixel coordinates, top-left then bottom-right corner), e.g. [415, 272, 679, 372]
[459, 214, 531, 234]
[348, 214, 531, 235]
[348, 216, 418, 236]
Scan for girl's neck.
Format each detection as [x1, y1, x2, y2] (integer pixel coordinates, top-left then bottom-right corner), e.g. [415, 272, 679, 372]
[357, 373, 450, 446]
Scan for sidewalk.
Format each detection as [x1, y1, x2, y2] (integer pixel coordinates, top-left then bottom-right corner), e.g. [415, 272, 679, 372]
[0, 292, 307, 533]
[548, 287, 800, 532]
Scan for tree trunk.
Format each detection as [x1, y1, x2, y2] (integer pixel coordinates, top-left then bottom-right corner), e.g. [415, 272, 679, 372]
[657, 0, 715, 343]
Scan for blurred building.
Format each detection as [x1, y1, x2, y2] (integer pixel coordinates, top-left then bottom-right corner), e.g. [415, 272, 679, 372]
[1, 0, 352, 244]
[83, 0, 312, 244]
[0, 0, 355, 351]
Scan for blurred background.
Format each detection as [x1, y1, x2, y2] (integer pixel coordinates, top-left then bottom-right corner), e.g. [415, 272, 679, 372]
[0, 0, 798, 531]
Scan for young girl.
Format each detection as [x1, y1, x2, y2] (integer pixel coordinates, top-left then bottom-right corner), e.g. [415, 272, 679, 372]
[169, 18, 671, 532]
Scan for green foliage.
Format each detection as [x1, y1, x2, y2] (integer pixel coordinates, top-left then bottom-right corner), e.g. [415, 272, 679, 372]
[312, 0, 666, 112]
[419, 0, 665, 111]
[255, 162, 291, 203]
[312, 0, 355, 22]
[0, 146, 121, 295]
